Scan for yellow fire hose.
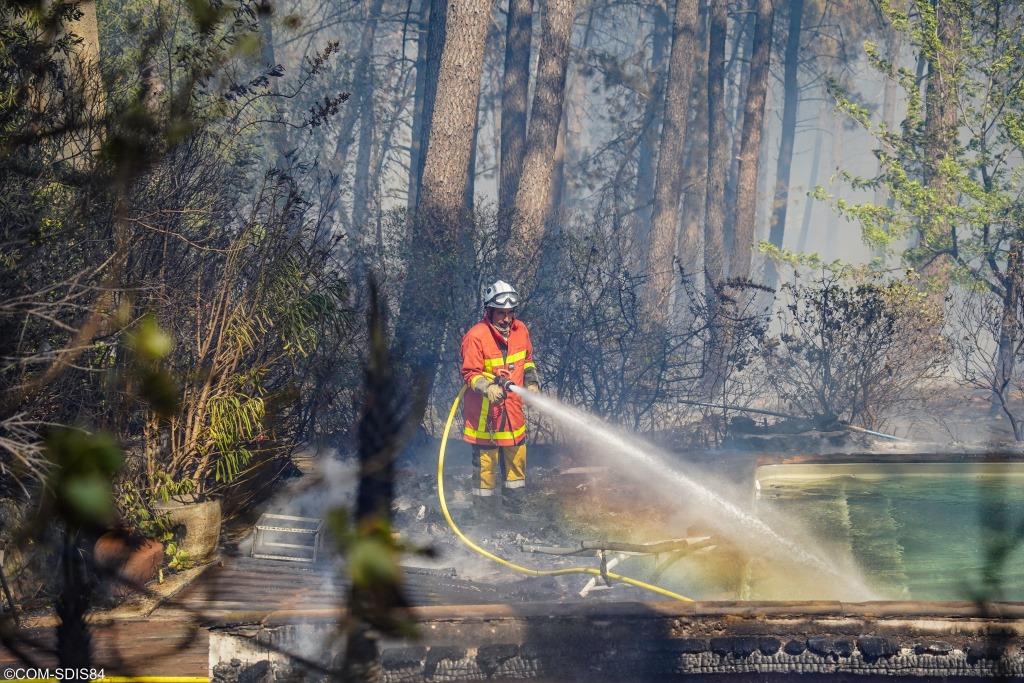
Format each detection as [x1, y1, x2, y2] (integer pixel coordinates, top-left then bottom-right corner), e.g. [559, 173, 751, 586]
[437, 385, 694, 602]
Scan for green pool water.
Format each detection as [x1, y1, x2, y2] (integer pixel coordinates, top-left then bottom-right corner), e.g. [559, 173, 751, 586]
[756, 464, 1024, 601]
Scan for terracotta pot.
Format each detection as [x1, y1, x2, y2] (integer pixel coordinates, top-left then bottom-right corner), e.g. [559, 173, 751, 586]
[152, 496, 221, 563]
[94, 531, 163, 597]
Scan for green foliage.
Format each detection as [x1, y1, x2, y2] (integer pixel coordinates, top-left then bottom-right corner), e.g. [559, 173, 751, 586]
[115, 477, 193, 570]
[44, 430, 123, 529]
[208, 392, 263, 483]
[824, 0, 1024, 291]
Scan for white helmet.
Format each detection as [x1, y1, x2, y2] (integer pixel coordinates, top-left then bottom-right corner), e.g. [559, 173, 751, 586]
[482, 280, 520, 310]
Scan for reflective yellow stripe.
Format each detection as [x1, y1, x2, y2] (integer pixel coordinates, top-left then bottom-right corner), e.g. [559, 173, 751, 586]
[463, 423, 527, 441]
[523, 361, 536, 370]
[469, 373, 488, 387]
[483, 350, 527, 370]
[477, 396, 490, 434]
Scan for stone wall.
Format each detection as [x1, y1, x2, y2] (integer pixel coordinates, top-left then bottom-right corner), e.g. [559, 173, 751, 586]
[208, 601, 1024, 681]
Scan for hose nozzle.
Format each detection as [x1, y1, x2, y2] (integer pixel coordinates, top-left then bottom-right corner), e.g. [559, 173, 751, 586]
[494, 375, 516, 393]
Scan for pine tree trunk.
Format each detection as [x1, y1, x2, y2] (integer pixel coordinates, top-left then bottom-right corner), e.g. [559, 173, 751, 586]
[393, 0, 492, 381]
[505, 0, 576, 295]
[702, 0, 728, 394]
[764, 0, 802, 289]
[703, 0, 727, 304]
[728, 0, 772, 280]
[825, 113, 843, 259]
[642, 0, 700, 322]
[498, 0, 534, 244]
[333, 0, 386, 175]
[66, 0, 104, 158]
[796, 104, 824, 253]
[723, 3, 754, 257]
[406, 0, 433, 213]
[634, 4, 670, 260]
[677, 0, 709, 287]
[257, 1, 287, 160]
[352, 73, 376, 233]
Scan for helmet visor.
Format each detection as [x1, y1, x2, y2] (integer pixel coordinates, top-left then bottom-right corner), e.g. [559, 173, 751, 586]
[488, 291, 519, 309]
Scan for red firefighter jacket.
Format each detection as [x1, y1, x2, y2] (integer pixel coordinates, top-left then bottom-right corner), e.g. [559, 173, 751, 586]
[460, 318, 536, 446]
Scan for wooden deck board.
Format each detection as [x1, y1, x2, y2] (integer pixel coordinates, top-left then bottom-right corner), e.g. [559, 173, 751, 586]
[1, 556, 516, 677]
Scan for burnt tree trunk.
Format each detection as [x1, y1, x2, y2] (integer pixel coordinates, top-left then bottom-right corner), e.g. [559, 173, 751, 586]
[728, 0, 772, 280]
[498, 0, 534, 244]
[765, 0, 803, 289]
[505, 0, 576, 296]
[642, 0, 700, 321]
[393, 0, 491, 384]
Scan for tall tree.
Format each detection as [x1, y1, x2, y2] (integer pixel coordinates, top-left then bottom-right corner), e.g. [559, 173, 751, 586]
[406, 0, 434, 213]
[634, 4, 670, 256]
[765, 0, 804, 288]
[728, 0, 773, 280]
[918, 0, 960, 296]
[504, 0, 576, 294]
[642, 0, 700, 321]
[723, 3, 755, 250]
[351, 68, 376, 233]
[677, 0, 709, 285]
[332, 0, 386, 175]
[65, 0, 104, 157]
[393, 0, 492, 383]
[497, 0, 534, 242]
[703, 0, 727, 304]
[795, 102, 825, 253]
[257, 0, 287, 160]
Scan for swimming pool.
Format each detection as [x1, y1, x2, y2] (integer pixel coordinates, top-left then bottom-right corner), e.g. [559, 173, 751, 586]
[754, 457, 1024, 600]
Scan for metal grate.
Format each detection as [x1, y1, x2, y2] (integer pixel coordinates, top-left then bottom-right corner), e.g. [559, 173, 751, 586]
[250, 513, 324, 563]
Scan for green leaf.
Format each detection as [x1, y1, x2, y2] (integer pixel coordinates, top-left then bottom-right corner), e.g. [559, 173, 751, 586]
[132, 314, 173, 361]
[348, 537, 400, 587]
[63, 474, 116, 524]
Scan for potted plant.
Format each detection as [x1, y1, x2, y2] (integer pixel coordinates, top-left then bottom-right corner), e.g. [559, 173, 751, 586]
[148, 473, 221, 565]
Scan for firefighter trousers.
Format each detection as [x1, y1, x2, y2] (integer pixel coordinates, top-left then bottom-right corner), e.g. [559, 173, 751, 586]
[472, 444, 526, 497]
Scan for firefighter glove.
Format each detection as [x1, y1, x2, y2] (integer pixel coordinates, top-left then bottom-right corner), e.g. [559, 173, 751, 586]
[485, 383, 506, 403]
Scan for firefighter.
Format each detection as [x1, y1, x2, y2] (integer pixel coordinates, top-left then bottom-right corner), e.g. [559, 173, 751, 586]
[461, 280, 540, 513]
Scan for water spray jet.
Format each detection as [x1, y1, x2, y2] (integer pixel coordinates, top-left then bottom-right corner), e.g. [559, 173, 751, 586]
[514, 387, 876, 598]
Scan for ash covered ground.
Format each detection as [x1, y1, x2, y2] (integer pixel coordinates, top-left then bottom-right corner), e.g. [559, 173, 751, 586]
[385, 439, 756, 603]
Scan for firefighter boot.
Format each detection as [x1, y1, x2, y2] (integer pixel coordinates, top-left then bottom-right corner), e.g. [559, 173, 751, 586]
[503, 486, 526, 518]
[468, 490, 500, 526]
